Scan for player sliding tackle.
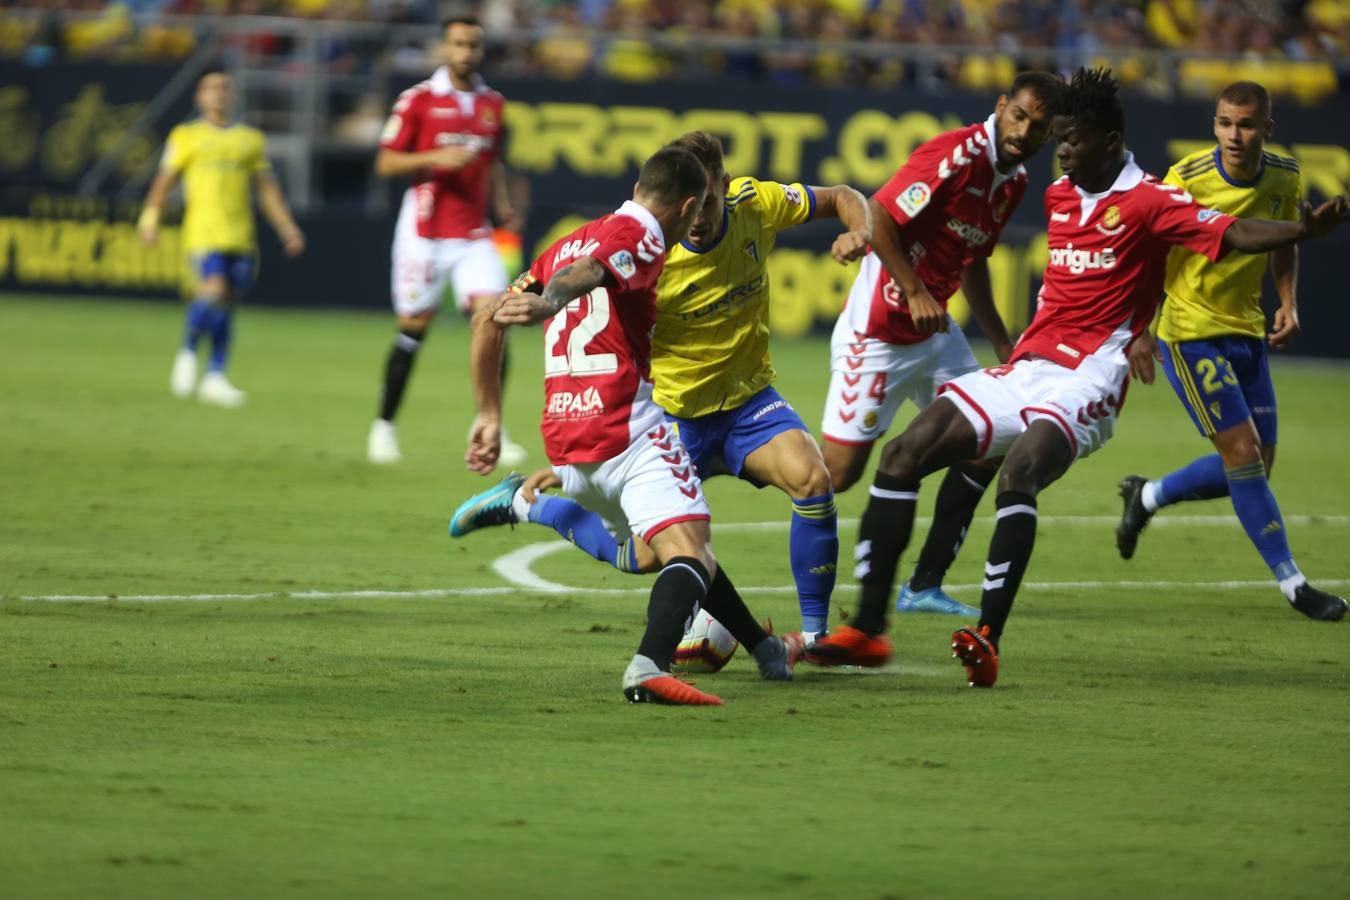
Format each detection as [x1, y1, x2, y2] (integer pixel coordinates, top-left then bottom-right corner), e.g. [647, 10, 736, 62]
[1114, 80, 1346, 622]
[805, 68, 1349, 686]
[453, 131, 873, 645]
[466, 145, 800, 706]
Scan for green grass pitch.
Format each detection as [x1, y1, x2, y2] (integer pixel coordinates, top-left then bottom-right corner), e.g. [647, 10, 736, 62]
[2, 292, 1347, 899]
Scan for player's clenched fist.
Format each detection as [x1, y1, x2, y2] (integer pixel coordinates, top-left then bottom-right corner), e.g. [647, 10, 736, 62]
[830, 230, 870, 264]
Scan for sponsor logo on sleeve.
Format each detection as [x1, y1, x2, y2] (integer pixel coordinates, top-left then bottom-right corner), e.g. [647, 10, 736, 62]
[783, 185, 802, 205]
[380, 114, 402, 143]
[608, 249, 637, 279]
[1197, 208, 1222, 223]
[896, 182, 932, 217]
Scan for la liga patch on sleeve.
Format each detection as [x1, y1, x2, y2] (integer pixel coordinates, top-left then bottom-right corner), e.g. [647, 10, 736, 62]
[897, 182, 932, 217]
[608, 249, 637, 279]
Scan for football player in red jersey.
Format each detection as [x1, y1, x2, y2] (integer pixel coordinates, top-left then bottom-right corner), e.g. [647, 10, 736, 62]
[367, 17, 525, 466]
[807, 68, 1348, 686]
[820, 72, 1060, 617]
[466, 146, 802, 706]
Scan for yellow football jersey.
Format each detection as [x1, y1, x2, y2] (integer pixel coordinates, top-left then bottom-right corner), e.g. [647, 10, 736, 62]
[651, 176, 815, 417]
[161, 120, 271, 254]
[1159, 147, 1301, 342]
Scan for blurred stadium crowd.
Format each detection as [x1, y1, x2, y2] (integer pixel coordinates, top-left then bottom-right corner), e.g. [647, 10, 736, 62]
[2, 0, 1346, 100]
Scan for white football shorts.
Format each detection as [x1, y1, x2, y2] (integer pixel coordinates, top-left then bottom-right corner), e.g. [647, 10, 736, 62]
[821, 312, 979, 446]
[390, 191, 506, 316]
[552, 403, 711, 542]
[938, 345, 1130, 461]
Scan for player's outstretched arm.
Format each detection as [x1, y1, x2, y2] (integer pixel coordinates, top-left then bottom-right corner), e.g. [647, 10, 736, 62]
[810, 185, 872, 263]
[960, 257, 1013, 362]
[137, 169, 179, 246]
[494, 258, 607, 326]
[466, 295, 511, 474]
[866, 197, 947, 334]
[1224, 195, 1349, 253]
[255, 173, 305, 257]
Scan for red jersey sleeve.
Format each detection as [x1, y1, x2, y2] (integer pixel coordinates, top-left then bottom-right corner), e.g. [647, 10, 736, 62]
[592, 220, 662, 294]
[872, 137, 954, 227]
[1142, 180, 1237, 262]
[379, 90, 421, 153]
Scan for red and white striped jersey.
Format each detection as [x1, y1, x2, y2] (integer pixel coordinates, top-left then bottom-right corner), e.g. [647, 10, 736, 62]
[842, 116, 1027, 345]
[380, 68, 505, 240]
[523, 201, 669, 465]
[1015, 154, 1237, 370]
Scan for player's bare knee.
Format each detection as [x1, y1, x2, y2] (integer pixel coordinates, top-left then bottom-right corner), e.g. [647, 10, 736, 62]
[1215, 431, 1263, 472]
[877, 433, 924, 481]
[780, 459, 832, 499]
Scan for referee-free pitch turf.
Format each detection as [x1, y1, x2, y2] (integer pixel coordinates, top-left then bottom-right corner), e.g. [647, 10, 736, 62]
[3, 293, 1348, 900]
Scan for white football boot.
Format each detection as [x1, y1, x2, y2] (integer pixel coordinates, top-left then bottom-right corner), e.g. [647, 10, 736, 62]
[170, 348, 198, 399]
[197, 371, 247, 408]
[367, 418, 402, 464]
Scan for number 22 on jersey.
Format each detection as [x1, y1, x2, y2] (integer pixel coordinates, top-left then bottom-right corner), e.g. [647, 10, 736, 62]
[544, 288, 619, 377]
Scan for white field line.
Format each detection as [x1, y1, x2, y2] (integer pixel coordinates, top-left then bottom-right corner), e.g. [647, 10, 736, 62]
[16, 512, 1350, 605]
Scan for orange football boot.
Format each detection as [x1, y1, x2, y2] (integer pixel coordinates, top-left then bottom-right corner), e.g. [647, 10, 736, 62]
[802, 624, 893, 667]
[624, 674, 725, 706]
[951, 625, 999, 687]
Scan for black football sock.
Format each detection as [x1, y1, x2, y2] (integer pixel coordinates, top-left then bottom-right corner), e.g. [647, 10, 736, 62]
[851, 472, 919, 636]
[699, 565, 770, 652]
[909, 461, 995, 591]
[637, 557, 710, 671]
[978, 491, 1039, 648]
[378, 328, 424, 422]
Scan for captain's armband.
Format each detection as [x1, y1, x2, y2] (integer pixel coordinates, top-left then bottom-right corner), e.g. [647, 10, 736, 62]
[508, 271, 540, 294]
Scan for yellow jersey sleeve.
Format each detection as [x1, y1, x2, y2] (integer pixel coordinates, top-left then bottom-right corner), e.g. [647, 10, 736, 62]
[250, 130, 273, 175]
[161, 124, 193, 173]
[1159, 148, 1302, 343]
[742, 177, 816, 233]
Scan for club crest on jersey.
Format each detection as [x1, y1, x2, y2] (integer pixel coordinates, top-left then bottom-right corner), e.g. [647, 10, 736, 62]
[608, 249, 637, 279]
[897, 182, 932, 217]
[1095, 205, 1125, 236]
[479, 106, 496, 125]
[863, 411, 878, 430]
[1270, 196, 1282, 215]
[744, 239, 759, 262]
[1197, 208, 1222, 223]
[992, 195, 1010, 223]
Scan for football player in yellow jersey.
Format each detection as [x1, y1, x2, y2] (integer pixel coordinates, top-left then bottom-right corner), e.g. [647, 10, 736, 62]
[1116, 81, 1346, 621]
[138, 69, 305, 408]
[450, 132, 872, 643]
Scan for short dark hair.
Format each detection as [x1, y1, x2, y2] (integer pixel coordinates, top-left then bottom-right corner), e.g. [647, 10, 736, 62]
[1054, 67, 1125, 138]
[442, 15, 482, 33]
[1218, 81, 1272, 120]
[1007, 70, 1063, 108]
[636, 145, 708, 207]
[667, 131, 726, 180]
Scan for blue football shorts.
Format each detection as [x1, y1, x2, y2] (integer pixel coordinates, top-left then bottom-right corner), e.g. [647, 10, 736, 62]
[667, 385, 810, 485]
[192, 251, 255, 294]
[1159, 334, 1277, 445]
